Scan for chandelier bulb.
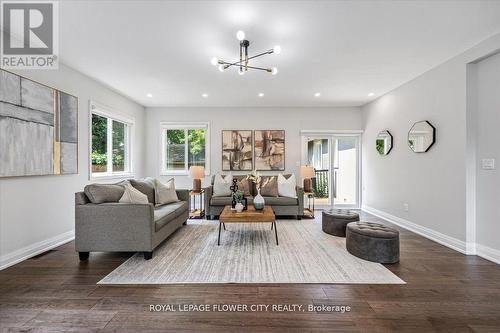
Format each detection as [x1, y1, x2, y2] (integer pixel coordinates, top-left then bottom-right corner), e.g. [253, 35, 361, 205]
[271, 67, 278, 75]
[236, 30, 245, 41]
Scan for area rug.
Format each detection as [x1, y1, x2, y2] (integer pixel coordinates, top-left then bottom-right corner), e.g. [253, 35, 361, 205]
[98, 219, 405, 284]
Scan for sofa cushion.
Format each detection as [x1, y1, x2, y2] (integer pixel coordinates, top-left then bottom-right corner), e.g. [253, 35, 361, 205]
[154, 201, 188, 231]
[130, 178, 155, 203]
[84, 182, 127, 204]
[211, 196, 254, 206]
[119, 184, 149, 204]
[260, 176, 278, 197]
[262, 196, 298, 206]
[278, 173, 297, 198]
[155, 178, 179, 206]
[237, 178, 252, 197]
[213, 174, 232, 197]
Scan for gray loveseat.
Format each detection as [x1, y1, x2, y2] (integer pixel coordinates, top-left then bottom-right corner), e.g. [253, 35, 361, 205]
[75, 180, 189, 260]
[205, 174, 304, 219]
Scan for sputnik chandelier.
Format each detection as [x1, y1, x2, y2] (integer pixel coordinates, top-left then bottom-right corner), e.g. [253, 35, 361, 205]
[211, 30, 281, 75]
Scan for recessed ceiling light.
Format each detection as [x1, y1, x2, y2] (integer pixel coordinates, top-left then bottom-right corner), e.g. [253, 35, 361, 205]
[146, 93, 153, 98]
[314, 92, 321, 97]
[368, 92, 375, 97]
[258, 93, 264, 97]
[201, 93, 208, 98]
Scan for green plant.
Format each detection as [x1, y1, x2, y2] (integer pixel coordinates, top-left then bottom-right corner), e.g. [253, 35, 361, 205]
[91, 152, 107, 165]
[232, 190, 244, 203]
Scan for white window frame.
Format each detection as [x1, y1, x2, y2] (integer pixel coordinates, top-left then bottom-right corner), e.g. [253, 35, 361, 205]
[160, 122, 210, 176]
[89, 100, 135, 180]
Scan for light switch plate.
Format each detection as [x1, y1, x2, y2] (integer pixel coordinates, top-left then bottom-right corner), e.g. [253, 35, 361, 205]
[481, 158, 495, 170]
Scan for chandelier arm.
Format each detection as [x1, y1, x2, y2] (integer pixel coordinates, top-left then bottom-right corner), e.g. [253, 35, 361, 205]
[220, 61, 271, 72]
[221, 49, 275, 69]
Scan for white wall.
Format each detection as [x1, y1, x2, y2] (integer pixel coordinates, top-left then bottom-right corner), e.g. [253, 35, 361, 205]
[361, 33, 500, 254]
[474, 52, 500, 261]
[144, 107, 362, 189]
[0, 64, 146, 269]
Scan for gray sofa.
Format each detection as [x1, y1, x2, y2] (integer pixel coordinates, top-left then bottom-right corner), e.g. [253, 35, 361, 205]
[205, 174, 304, 219]
[75, 181, 189, 260]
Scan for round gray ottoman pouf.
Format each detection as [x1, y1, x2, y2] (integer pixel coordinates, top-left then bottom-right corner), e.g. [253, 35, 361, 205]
[346, 222, 400, 263]
[322, 209, 360, 237]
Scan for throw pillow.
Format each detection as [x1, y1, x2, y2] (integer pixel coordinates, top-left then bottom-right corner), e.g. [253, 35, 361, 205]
[278, 174, 297, 198]
[119, 184, 149, 204]
[155, 178, 179, 206]
[237, 178, 251, 197]
[84, 183, 126, 204]
[130, 177, 155, 203]
[213, 174, 233, 197]
[260, 176, 279, 197]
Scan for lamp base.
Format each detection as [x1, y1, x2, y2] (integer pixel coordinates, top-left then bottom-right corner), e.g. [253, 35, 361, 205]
[193, 179, 201, 192]
[303, 178, 312, 193]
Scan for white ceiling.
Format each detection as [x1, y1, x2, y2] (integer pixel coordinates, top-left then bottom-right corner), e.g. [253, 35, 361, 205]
[59, 0, 500, 107]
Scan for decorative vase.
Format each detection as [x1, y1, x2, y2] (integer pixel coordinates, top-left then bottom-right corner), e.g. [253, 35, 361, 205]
[235, 202, 244, 213]
[253, 189, 265, 210]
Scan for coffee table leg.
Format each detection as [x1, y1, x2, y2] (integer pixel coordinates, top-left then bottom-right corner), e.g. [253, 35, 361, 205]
[218, 221, 222, 246]
[274, 221, 279, 245]
[223, 223, 226, 230]
[271, 222, 273, 230]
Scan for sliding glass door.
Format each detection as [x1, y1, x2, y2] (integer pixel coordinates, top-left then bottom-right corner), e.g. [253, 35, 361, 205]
[303, 133, 361, 209]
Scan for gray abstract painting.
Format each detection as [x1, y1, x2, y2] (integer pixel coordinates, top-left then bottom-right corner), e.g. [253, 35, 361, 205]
[0, 69, 78, 177]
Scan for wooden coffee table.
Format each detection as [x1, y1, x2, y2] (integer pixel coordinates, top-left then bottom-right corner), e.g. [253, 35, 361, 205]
[218, 205, 278, 246]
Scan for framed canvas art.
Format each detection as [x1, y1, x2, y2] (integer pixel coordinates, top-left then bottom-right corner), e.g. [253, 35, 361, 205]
[254, 130, 285, 171]
[0, 69, 78, 177]
[221, 130, 253, 171]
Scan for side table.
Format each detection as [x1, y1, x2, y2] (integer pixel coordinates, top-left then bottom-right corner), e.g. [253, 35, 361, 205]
[189, 189, 205, 219]
[303, 191, 315, 219]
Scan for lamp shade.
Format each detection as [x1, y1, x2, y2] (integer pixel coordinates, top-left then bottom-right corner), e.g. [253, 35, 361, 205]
[189, 166, 205, 179]
[300, 166, 315, 178]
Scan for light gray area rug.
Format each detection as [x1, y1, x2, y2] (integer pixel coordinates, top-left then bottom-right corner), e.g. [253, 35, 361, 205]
[99, 219, 404, 284]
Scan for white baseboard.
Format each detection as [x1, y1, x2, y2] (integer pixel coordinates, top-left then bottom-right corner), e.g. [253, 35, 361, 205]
[362, 205, 468, 254]
[476, 244, 500, 265]
[0, 230, 75, 271]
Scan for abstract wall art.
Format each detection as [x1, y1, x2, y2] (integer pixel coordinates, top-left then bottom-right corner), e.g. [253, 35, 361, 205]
[254, 130, 285, 171]
[221, 130, 253, 171]
[0, 69, 78, 177]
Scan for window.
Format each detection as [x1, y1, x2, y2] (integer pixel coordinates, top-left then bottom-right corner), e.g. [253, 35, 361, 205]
[90, 102, 134, 178]
[161, 122, 209, 175]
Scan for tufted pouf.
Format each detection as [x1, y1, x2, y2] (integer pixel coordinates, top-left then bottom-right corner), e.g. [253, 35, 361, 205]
[346, 222, 400, 263]
[322, 209, 360, 237]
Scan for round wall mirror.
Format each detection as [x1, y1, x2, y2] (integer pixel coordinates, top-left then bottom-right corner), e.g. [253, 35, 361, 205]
[408, 121, 435, 153]
[376, 130, 393, 155]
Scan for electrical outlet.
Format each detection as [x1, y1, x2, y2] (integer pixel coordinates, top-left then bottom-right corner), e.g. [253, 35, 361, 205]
[482, 158, 495, 170]
[403, 203, 409, 212]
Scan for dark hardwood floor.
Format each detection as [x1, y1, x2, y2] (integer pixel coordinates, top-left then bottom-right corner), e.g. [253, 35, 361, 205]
[1, 212, 500, 332]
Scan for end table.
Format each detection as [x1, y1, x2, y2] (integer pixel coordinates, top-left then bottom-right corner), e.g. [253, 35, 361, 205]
[303, 192, 315, 219]
[189, 189, 205, 219]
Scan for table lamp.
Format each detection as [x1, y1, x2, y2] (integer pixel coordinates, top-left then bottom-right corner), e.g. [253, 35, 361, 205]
[300, 165, 315, 193]
[189, 166, 205, 192]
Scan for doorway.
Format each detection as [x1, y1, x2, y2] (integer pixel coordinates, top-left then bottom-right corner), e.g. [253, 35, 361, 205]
[302, 133, 361, 209]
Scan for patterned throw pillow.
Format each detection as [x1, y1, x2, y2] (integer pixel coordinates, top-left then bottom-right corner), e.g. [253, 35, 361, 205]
[260, 176, 279, 197]
[237, 178, 252, 197]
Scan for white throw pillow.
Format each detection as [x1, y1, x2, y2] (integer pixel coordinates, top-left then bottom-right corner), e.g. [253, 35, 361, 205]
[213, 174, 233, 197]
[119, 184, 149, 204]
[155, 178, 179, 206]
[278, 174, 297, 198]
